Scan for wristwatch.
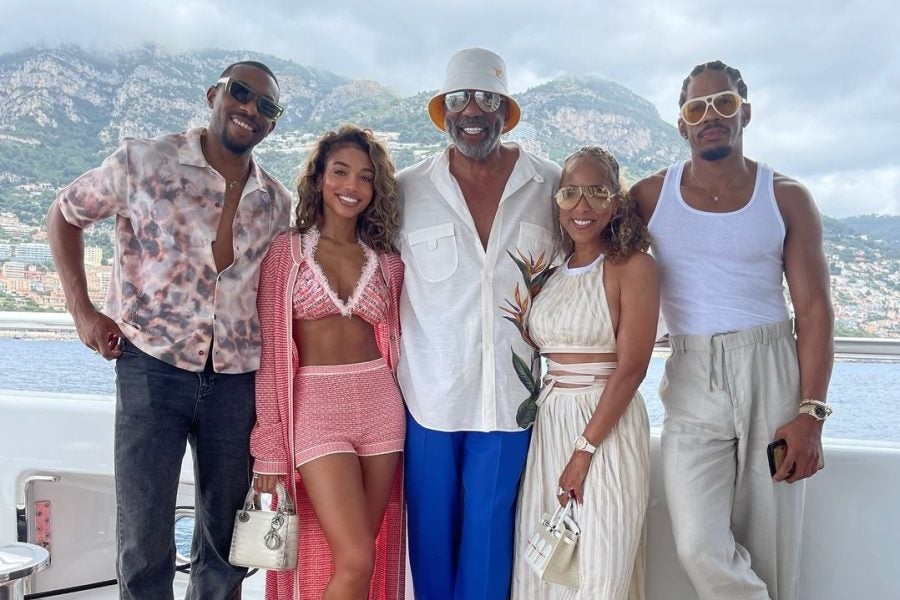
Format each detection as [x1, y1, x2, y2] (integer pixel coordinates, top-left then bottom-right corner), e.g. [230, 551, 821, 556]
[799, 399, 833, 422]
[574, 435, 597, 454]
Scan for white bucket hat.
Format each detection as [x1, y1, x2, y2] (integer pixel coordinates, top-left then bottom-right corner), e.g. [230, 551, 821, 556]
[427, 48, 521, 133]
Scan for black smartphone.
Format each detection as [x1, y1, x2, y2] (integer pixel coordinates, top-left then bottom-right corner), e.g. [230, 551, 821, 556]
[767, 439, 788, 476]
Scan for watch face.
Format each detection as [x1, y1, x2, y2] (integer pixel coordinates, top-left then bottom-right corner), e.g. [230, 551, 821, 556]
[815, 405, 827, 419]
[575, 437, 585, 449]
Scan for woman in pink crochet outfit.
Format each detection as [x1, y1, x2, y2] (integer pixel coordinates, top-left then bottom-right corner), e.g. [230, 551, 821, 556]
[251, 125, 405, 600]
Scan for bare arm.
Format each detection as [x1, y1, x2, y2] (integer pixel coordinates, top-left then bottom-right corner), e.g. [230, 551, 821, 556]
[772, 175, 834, 483]
[630, 170, 667, 225]
[558, 253, 660, 504]
[46, 201, 123, 359]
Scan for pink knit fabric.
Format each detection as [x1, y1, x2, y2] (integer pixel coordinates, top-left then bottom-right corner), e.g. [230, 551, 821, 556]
[292, 227, 390, 325]
[292, 358, 405, 466]
[251, 232, 406, 600]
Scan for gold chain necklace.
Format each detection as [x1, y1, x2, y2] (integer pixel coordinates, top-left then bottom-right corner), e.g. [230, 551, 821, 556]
[201, 130, 250, 190]
[689, 164, 742, 202]
[227, 174, 248, 190]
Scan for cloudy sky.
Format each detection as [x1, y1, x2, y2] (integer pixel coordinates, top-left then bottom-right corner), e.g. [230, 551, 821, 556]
[1, 0, 898, 217]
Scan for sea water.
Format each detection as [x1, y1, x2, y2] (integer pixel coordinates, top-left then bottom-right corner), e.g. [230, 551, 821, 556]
[1, 338, 898, 443]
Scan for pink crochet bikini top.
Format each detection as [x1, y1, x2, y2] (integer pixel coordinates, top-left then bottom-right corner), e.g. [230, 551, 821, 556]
[292, 228, 389, 326]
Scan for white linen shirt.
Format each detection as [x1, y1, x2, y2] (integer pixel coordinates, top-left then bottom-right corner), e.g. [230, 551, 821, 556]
[397, 144, 561, 432]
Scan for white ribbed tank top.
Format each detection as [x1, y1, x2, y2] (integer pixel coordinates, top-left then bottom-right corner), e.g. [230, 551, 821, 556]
[648, 160, 789, 336]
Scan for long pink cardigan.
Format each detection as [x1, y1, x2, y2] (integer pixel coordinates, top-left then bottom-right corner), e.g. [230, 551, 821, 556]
[250, 231, 406, 600]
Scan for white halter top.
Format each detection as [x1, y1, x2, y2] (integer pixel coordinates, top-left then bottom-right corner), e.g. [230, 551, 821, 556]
[528, 253, 617, 354]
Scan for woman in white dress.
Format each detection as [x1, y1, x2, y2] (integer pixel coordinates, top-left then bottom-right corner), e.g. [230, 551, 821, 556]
[512, 146, 660, 599]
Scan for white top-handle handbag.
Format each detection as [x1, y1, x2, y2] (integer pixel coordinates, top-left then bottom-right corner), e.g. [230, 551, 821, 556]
[228, 480, 298, 571]
[522, 497, 581, 589]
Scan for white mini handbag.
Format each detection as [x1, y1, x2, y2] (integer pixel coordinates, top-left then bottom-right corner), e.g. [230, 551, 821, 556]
[228, 480, 298, 571]
[523, 497, 581, 589]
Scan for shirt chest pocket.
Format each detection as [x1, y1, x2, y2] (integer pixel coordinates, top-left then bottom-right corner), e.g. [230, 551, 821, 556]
[407, 222, 458, 283]
[516, 222, 555, 265]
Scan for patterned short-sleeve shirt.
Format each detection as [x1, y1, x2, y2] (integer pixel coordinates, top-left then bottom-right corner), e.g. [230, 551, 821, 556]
[56, 127, 291, 373]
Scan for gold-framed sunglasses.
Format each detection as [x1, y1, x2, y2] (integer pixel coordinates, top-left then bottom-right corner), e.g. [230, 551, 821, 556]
[216, 77, 284, 120]
[679, 90, 743, 126]
[554, 185, 618, 211]
[444, 90, 503, 113]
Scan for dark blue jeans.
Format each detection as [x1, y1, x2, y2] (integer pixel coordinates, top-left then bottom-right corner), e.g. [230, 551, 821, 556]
[114, 339, 255, 600]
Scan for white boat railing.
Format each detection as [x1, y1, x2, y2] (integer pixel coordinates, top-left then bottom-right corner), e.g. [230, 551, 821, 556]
[1, 313, 899, 598]
[648, 334, 900, 361]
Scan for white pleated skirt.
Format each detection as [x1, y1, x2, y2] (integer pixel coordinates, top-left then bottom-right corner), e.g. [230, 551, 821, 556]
[511, 383, 650, 599]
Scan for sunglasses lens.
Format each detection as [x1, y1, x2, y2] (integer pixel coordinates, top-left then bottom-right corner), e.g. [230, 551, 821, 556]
[682, 92, 743, 125]
[681, 99, 708, 125]
[556, 186, 616, 210]
[585, 187, 614, 210]
[581, 186, 604, 198]
[587, 196, 613, 211]
[444, 91, 470, 113]
[228, 80, 254, 104]
[473, 91, 502, 113]
[555, 187, 580, 209]
[713, 92, 740, 118]
[258, 97, 283, 120]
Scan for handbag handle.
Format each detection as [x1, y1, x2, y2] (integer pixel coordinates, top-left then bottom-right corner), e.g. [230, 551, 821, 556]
[239, 480, 296, 516]
[546, 497, 581, 537]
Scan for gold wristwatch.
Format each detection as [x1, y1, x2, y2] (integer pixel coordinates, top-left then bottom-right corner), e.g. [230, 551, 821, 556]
[799, 399, 833, 422]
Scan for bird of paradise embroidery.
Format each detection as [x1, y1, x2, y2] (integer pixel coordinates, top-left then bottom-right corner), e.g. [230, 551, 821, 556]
[500, 249, 553, 428]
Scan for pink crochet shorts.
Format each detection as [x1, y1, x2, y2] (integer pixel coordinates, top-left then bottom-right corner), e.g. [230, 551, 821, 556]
[292, 357, 405, 466]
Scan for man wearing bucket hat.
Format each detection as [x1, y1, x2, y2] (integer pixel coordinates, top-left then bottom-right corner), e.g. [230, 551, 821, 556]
[395, 48, 560, 598]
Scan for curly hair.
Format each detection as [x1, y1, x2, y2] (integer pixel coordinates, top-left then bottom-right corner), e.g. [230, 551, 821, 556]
[679, 60, 748, 107]
[558, 146, 651, 264]
[294, 125, 399, 253]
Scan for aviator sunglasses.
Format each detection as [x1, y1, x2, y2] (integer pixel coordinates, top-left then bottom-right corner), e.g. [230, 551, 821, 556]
[679, 90, 743, 126]
[444, 90, 503, 113]
[554, 185, 618, 211]
[216, 77, 284, 120]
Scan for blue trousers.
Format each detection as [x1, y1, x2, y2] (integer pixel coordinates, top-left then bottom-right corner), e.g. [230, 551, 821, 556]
[405, 412, 531, 600]
[114, 340, 255, 600]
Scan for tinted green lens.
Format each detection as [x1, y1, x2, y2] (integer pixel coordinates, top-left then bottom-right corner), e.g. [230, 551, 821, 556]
[257, 97, 284, 120]
[228, 80, 254, 103]
[220, 78, 283, 120]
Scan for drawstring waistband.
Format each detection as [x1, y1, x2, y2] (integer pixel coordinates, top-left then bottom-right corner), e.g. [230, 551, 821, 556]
[667, 319, 794, 392]
[536, 360, 617, 406]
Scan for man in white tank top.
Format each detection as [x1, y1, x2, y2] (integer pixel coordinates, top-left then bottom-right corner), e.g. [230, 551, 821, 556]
[632, 61, 834, 600]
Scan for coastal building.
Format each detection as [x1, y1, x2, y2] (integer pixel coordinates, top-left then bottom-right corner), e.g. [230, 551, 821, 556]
[14, 243, 53, 265]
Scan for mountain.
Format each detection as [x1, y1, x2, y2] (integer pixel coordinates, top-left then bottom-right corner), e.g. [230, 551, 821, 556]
[841, 215, 900, 250]
[0, 45, 686, 226]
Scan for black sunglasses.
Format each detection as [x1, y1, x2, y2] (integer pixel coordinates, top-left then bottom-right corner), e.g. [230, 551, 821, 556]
[216, 77, 284, 120]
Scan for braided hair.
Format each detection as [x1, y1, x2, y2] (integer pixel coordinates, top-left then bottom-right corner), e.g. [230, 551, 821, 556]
[679, 60, 747, 106]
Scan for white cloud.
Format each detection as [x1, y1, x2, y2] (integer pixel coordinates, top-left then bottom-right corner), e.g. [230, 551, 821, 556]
[808, 167, 900, 218]
[0, 0, 897, 216]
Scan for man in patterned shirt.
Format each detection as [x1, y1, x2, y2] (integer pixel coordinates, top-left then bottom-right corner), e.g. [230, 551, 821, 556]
[47, 61, 291, 599]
